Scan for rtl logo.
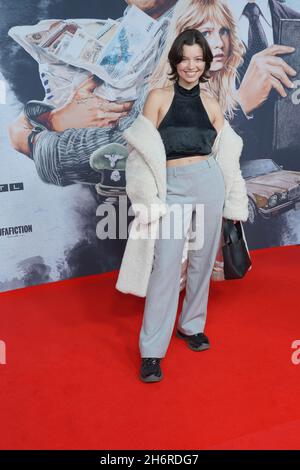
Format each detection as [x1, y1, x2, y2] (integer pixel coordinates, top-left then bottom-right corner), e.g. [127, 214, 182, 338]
[0, 183, 24, 192]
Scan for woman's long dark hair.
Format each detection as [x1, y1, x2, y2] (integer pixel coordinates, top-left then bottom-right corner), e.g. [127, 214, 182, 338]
[167, 28, 213, 83]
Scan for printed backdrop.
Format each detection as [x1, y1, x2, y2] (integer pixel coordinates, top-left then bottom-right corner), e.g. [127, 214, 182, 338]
[0, 0, 300, 293]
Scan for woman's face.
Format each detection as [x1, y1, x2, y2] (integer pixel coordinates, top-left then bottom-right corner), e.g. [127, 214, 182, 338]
[176, 43, 206, 86]
[199, 21, 230, 72]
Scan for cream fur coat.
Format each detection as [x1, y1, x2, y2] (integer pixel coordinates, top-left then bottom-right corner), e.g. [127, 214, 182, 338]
[115, 113, 249, 297]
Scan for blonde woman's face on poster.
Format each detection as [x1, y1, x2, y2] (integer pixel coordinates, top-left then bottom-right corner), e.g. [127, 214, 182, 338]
[199, 21, 230, 72]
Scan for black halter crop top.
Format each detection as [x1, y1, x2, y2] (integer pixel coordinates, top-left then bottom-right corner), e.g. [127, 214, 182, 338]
[157, 80, 217, 161]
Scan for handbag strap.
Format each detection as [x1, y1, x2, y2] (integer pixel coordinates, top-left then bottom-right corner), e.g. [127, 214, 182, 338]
[223, 219, 242, 245]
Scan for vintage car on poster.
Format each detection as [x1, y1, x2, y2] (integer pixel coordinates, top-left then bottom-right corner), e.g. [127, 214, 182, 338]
[241, 159, 300, 224]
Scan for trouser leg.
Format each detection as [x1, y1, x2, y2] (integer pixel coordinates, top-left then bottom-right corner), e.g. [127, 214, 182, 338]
[178, 162, 226, 335]
[139, 194, 193, 358]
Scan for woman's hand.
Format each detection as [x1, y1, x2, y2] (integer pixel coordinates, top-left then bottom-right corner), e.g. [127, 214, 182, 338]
[47, 75, 134, 131]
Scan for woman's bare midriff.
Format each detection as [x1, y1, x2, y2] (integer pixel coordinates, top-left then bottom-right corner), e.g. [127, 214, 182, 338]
[166, 154, 209, 167]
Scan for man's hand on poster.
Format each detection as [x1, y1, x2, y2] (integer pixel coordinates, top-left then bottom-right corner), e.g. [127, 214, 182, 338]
[236, 45, 297, 115]
[47, 75, 134, 131]
[8, 75, 134, 157]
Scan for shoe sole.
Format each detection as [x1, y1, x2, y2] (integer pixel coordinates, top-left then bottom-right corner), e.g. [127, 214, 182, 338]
[176, 331, 210, 352]
[140, 372, 163, 383]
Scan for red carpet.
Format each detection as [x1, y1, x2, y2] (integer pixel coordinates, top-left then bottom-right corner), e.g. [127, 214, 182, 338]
[0, 245, 299, 450]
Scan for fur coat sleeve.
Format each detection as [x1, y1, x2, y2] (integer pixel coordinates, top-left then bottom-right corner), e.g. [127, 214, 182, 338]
[122, 113, 168, 225]
[212, 119, 249, 222]
[125, 147, 167, 225]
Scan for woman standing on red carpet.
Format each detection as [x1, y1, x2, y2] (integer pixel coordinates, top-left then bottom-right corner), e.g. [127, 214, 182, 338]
[116, 28, 248, 382]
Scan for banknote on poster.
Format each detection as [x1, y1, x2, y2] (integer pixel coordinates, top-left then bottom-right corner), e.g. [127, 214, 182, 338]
[8, 5, 168, 105]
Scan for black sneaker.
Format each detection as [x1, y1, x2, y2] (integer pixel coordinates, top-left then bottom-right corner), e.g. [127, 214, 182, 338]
[176, 330, 210, 351]
[140, 358, 163, 383]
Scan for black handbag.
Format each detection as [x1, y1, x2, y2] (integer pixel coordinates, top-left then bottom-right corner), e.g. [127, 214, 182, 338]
[222, 219, 252, 280]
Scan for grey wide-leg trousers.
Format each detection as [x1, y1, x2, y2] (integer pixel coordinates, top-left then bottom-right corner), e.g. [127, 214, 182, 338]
[139, 155, 226, 358]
